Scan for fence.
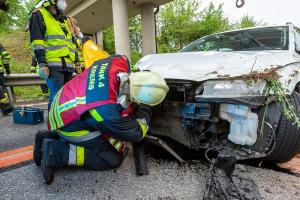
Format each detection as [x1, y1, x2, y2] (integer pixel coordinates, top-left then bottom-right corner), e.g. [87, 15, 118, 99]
[4, 74, 46, 103]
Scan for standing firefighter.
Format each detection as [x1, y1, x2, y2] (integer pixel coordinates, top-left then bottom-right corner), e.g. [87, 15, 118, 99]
[34, 55, 169, 184]
[29, 0, 81, 110]
[0, 43, 11, 110]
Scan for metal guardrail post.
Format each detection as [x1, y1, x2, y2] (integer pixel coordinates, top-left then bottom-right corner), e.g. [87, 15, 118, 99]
[6, 86, 15, 103]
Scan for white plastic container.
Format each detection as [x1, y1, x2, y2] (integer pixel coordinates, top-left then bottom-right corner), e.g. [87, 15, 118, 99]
[219, 104, 258, 146]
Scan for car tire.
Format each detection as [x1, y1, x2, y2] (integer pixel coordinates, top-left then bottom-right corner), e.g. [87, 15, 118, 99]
[264, 91, 300, 163]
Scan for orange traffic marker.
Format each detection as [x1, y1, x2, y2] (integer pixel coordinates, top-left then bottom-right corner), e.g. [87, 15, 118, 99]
[0, 146, 33, 168]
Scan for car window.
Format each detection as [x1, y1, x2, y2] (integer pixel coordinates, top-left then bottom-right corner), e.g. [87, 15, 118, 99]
[181, 26, 289, 52]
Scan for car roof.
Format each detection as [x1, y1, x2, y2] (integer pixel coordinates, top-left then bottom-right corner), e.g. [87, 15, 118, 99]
[210, 24, 291, 36]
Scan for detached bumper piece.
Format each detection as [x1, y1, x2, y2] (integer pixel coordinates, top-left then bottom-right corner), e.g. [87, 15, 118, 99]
[204, 153, 261, 200]
[133, 142, 149, 176]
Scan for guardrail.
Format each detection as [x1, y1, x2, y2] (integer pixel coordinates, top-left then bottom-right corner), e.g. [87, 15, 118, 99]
[4, 74, 46, 103]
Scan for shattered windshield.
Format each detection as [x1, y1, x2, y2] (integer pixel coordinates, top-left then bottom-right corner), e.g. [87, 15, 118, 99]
[181, 26, 289, 52]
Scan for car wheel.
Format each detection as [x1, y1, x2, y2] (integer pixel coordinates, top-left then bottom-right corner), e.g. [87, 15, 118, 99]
[263, 91, 300, 163]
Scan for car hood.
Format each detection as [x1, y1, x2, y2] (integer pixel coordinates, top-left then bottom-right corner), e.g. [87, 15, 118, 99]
[136, 51, 298, 81]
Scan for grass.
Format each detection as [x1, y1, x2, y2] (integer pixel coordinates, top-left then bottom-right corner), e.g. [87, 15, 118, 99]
[0, 31, 45, 101]
[268, 79, 300, 127]
[13, 86, 48, 101]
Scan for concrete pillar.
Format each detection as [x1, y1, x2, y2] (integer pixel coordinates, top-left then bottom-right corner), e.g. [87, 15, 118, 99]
[92, 34, 97, 43]
[96, 31, 104, 48]
[112, 0, 131, 60]
[141, 3, 156, 56]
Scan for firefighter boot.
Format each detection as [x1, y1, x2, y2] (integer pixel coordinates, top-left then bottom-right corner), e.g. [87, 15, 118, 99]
[34, 131, 57, 166]
[41, 139, 55, 185]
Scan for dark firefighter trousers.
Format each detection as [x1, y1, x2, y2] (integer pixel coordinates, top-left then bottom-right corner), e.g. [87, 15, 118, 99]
[46, 70, 73, 110]
[0, 72, 7, 100]
[46, 119, 124, 171]
[47, 135, 123, 170]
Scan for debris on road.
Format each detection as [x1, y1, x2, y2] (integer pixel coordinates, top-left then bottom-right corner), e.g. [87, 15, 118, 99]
[203, 154, 261, 200]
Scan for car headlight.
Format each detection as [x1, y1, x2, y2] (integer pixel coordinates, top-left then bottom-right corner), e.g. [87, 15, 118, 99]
[197, 80, 267, 98]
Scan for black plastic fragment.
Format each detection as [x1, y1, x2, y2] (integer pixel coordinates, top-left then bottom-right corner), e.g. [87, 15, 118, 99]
[133, 142, 149, 176]
[203, 154, 262, 200]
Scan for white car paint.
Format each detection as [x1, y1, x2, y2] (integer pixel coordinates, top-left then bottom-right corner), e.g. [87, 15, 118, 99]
[136, 24, 300, 94]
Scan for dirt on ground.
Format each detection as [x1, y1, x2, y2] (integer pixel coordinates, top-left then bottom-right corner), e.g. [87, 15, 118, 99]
[278, 154, 300, 176]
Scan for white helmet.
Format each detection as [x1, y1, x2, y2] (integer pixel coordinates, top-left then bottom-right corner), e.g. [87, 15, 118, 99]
[129, 71, 169, 106]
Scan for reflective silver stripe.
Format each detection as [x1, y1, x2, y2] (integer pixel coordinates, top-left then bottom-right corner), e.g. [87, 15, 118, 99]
[45, 35, 66, 40]
[48, 61, 74, 68]
[68, 144, 77, 166]
[48, 61, 63, 67]
[46, 45, 67, 51]
[69, 48, 77, 53]
[67, 39, 73, 43]
[59, 131, 101, 143]
[33, 44, 45, 51]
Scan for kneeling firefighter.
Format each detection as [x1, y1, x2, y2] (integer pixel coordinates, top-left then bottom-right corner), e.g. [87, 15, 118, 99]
[34, 54, 169, 184]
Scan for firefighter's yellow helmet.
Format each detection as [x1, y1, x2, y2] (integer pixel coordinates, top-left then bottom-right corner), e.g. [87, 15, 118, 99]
[129, 71, 169, 106]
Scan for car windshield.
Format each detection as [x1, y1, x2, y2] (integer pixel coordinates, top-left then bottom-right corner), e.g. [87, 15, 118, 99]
[181, 26, 289, 52]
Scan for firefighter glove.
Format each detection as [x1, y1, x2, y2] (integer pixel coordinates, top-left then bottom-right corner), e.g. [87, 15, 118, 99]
[136, 104, 152, 125]
[39, 64, 49, 80]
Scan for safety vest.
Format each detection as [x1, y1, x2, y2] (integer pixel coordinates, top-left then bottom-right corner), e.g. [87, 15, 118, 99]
[36, 7, 76, 69]
[48, 55, 130, 131]
[0, 48, 11, 73]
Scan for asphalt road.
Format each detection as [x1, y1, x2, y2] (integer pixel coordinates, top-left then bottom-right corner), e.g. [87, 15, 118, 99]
[0, 156, 299, 200]
[0, 107, 299, 200]
[0, 105, 47, 152]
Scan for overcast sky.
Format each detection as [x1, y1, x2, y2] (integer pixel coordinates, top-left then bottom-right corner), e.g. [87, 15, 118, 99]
[201, 0, 300, 27]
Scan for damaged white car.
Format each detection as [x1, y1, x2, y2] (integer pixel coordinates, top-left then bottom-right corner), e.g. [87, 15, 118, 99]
[136, 23, 300, 163]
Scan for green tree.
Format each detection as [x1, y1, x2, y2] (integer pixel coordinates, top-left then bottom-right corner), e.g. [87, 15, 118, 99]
[129, 15, 142, 52]
[156, 0, 231, 53]
[102, 26, 115, 55]
[236, 15, 265, 29]
[0, 0, 33, 33]
[197, 2, 231, 37]
[157, 0, 201, 51]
